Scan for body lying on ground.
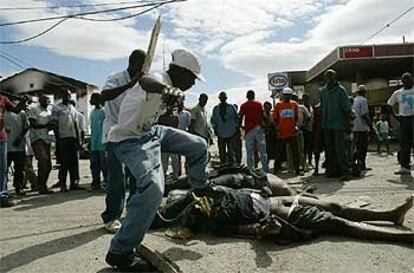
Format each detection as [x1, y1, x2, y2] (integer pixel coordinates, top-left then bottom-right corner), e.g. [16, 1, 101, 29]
[153, 185, 414, 245]
[165, 165, 314, 197]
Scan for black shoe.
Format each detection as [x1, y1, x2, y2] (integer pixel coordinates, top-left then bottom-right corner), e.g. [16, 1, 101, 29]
[0, 197, 17, 208]
[15, 189, 26, 196]
[70, 184, 84, 191]
[105, 250, 156, 272]
[362, 167, 372, 171]
[39, 189, 54, 195]
[88, 186, 102, 192]
[60, 186, 68, 193]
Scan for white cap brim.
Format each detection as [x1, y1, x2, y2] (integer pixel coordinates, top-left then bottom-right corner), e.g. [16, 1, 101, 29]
[194, 72, 206, 82]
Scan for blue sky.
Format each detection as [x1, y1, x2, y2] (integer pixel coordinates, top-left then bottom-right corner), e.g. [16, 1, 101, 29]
[1, 0, 413, 111]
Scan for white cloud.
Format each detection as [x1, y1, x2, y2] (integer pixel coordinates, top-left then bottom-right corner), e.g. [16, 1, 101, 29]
[0, 0, 180, 60]
[161, 0, 414, 111]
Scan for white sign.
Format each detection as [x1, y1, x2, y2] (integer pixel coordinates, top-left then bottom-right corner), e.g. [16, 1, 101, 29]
[267, 72, 289, 91]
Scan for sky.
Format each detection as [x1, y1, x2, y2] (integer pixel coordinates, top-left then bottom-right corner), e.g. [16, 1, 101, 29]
[0, 0, 413, 113]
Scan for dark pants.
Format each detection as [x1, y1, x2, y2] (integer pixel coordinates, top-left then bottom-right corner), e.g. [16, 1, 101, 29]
[234, 137, 242, 165]
[218, 136, 236, 165]
[303, 130, 313, 164]
[90, 150, 107, 189]
[58, 137, 80, 188]
[24, 155, 38, 190]
[274, 136, 300, 173]
[324, 130, 348, 176]
[32, 139, 52, 191]
[399, 116, 414, 169]
[353, 131, 369, 168]
[7, 151, 25, 192]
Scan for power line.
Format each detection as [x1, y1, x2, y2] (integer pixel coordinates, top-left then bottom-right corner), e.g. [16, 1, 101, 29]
[0, 54, 26, 69]
[0, 0, 184, 27]
[361, 5, 414, 45]
[0, 0, 164, 11]
[0, 0, 181, 44]
[0, 18, 69, 44]
[77, 2, 164, 22]
[0, 50, 33, 67]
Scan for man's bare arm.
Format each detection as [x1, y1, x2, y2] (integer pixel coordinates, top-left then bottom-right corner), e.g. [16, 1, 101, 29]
[139, 75, 168, 94]
[100, 72, 144, 102]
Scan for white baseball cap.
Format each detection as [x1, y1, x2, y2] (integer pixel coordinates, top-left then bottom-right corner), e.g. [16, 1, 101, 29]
[171, 49, 205, 82]
[282, 87, 293, 94]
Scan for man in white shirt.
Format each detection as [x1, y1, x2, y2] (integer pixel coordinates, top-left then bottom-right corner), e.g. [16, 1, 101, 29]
[105, 49, 209, 272]
[27, 95, 54, 194]
[100, 49, 146, 234]
[388, 72, 414, 175]
[352, 85, 371, 171]
[52, 90, 82, 192]
[4, 110, 29, 196]
[189, 93, 214, 144]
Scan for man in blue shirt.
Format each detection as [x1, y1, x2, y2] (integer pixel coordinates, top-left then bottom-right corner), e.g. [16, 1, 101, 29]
[211, 91, 239, 166]
[89, 93, 106, 191]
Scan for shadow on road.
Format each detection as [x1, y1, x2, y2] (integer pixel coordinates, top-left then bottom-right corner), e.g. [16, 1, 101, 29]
[387, 175, 414, 190]
[1, 228, 105, 273]
[12, 190, 96, 211]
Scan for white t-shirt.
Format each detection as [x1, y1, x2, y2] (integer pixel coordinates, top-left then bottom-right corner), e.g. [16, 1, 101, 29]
[387, 87, 414, 117]
[27, 104, 53, 143]
[352, 95, 370, 132]
[102, 70, 131, 143]
[108, 72, 171, 142]
[51, 104, 79, 139]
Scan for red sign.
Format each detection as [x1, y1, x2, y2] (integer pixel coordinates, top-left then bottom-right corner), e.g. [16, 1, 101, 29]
[341, 46, 373, 59]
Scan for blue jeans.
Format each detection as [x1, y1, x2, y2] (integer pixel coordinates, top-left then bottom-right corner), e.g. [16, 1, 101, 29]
[90, 150, 107, 188]
[0, 141, 8, 197]
[101, 143, 136, 224]
[245, 126, 268, 172]
[109, 125, 208, 253]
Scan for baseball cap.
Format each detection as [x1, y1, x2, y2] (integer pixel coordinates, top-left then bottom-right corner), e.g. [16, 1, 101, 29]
[282, 87, 293, 94]
[171, 49, 206, 82]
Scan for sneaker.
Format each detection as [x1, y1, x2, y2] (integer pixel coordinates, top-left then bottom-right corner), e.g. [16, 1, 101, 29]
[104, 220, 122, 234]
[105, 250, 156, 272]
[394, 168, 411, 175]
[0, 197, 17, 208]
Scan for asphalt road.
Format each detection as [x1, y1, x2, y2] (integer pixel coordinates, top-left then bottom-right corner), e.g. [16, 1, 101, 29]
[1, 149, 413, 273]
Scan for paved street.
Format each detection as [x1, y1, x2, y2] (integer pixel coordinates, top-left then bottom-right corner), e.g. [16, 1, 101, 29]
[1, 149, 413, 273]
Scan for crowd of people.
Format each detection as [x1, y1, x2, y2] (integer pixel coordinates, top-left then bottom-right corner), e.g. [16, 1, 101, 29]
[0, 47, 413, 271]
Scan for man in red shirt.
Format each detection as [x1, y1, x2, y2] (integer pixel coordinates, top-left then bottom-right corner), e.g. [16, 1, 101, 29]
[273, 87, 300, 175]
[0, 94, 26, 207]
[239, 90, 268, 171]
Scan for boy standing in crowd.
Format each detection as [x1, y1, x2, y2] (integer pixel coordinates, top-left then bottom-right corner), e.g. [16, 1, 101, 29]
[89, 93, 106, 191]
[376, 114, 390, 155]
